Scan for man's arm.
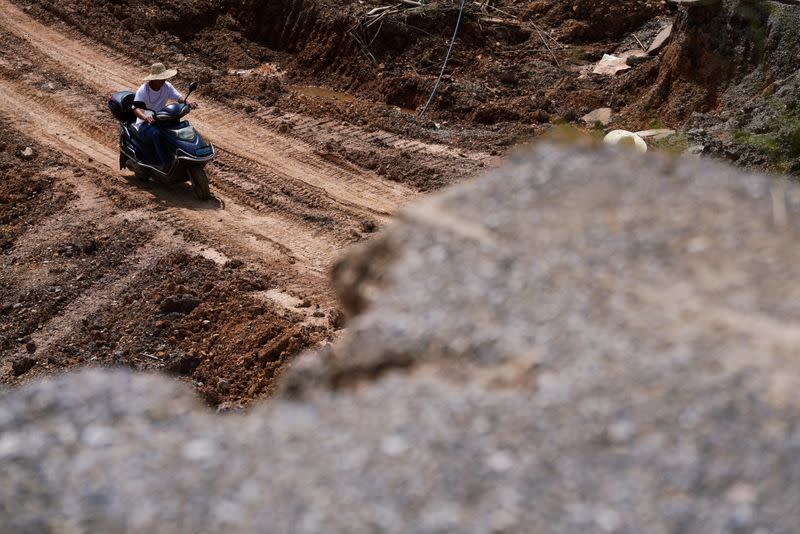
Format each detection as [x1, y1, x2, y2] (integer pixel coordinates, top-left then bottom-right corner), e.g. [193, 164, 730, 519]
[178, 96, 199, 109]
[133, 85, 155, 124]
[169, 83, 198, 109]
[133, 105, 155, 125]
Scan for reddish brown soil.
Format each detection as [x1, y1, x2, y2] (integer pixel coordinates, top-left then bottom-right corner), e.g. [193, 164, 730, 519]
[3, 0, 782, 406]
[15, 0, 681, 146]
[0, 123, 335, 407]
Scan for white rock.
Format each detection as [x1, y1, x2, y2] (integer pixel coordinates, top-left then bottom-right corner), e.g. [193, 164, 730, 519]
[592, 54, 631, 76]
[603, 130, 648, 153]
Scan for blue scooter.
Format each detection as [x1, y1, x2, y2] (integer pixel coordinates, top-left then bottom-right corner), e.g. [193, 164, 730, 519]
[108, 82, 215, 200]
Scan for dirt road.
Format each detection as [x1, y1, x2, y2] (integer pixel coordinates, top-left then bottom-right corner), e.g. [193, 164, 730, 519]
[0, 0, 492, 403]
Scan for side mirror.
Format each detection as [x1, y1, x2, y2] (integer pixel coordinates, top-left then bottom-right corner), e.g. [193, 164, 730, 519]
[185, 82, 199, 105]
[132, 101, 146, 110]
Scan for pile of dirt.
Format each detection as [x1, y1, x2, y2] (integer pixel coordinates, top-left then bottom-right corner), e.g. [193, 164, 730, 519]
[43, 251, 330, 406]
[8, 0, 800, 408]
[0, 144, 72, 251]
[520, 0, 666, 42]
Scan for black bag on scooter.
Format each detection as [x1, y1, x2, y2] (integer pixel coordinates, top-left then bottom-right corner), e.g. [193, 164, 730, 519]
[108, 91, 136, 123]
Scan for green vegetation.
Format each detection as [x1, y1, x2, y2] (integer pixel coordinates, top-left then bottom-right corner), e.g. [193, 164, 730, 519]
[733, 130, 781, 159]
[732, 93, 800, 172]
[651, 132, 690, 156]
[734, 0, 779, 63]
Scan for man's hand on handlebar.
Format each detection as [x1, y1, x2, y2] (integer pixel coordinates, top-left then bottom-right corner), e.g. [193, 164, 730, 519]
[144, 115, 156, 125]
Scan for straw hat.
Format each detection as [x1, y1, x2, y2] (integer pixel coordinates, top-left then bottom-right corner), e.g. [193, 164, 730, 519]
[144, 62, 178, 81]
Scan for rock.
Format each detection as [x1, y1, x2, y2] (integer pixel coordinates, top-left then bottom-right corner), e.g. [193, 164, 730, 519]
[687, 144, 706, 155]
[11, 356, 36, 376]
[165, 354, 202, 376]
[159, 294, 201, 315]
[18, 146, 35, 160]
[225, 259, 244, 269]
[603, 130, 648, 153]
[25, 341, 36, 354]
[648, 24, 673, 55]
[581, 108, 613, 127]
[5, 143, 800, 531]
[625, 50, 650, 66]
[592, 54, 630, 76]
[216, 378, 230, 395]
[635, 128, 677, 141]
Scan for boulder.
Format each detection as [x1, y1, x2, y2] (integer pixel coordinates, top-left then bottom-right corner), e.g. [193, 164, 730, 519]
[4, 142, 800, 532]
[635, 128, 677, 141]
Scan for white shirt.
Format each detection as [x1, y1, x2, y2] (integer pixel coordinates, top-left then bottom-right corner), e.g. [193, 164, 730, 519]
[134, 82, 183, 128]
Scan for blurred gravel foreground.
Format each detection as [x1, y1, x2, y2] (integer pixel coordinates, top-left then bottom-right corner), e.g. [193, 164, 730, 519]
[4, 142, 800, 533]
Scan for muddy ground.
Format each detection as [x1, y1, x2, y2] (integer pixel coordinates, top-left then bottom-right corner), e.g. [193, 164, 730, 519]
[0, 123, 337, 406]
[2, 0, 797, 407]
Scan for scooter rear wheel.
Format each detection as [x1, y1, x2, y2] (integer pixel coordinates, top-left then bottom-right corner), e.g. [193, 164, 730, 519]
[188, 167, 210, 201]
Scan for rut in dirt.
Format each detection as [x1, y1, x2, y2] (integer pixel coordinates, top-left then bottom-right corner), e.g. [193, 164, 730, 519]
[0, 0, 443, 406]
[0, 0, 414, 219]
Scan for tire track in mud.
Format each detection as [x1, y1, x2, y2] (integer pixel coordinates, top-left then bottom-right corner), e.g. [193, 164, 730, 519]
[0, 0, 415, 221]
[0, 76, 340, 282]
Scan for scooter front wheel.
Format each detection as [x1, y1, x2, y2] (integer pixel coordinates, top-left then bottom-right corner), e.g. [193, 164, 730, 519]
[187, 167, 210, 201]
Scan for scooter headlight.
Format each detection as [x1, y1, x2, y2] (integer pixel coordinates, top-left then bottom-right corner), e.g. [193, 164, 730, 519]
[175, 126, 197, 142]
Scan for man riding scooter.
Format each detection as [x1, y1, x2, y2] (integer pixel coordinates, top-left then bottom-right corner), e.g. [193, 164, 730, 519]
[133, 62, 199, 171]
[110, 62, 216, 200]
